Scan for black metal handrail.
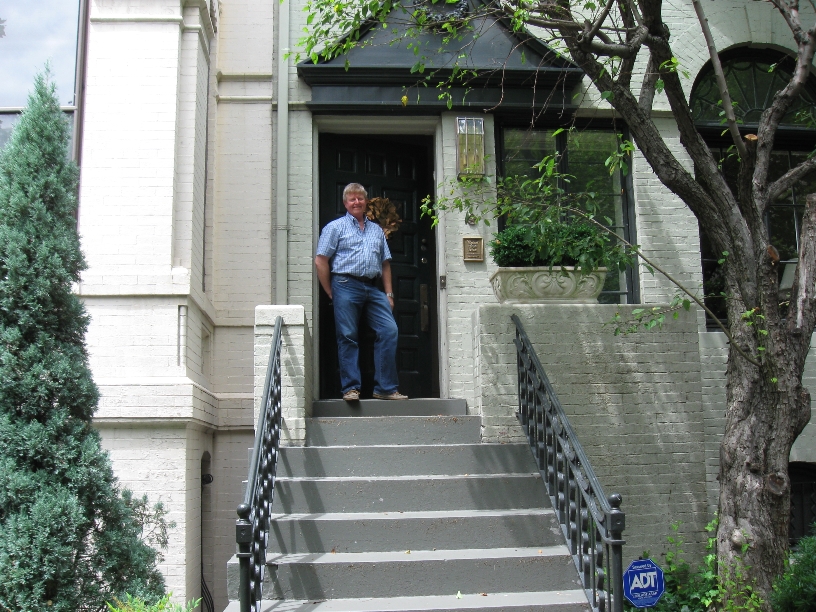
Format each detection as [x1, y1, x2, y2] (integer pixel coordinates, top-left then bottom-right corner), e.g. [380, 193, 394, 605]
[512, 314, 625, 612]
[236, 315, 283, 612]
[200, 564, 214, 612]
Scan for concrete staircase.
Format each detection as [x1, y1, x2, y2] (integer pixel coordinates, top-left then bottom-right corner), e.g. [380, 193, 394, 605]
[226, 400, 590, 611]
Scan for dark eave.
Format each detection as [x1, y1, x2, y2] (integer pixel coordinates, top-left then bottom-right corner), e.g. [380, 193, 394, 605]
[298, 0, 584, 113]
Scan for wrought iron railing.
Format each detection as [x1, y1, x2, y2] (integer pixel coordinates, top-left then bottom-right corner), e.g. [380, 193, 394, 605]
[200, 564, 214, 612]
[236, 315, 283, 612]
[512, 314, 625, 612]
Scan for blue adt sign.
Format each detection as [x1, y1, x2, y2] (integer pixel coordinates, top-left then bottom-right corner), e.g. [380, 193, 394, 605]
[623, 558, 665, 608]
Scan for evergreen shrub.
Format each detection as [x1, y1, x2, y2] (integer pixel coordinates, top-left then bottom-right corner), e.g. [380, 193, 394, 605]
[0, 71, 165, 611]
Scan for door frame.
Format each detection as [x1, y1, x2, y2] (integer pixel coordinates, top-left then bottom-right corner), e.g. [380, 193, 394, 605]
[311, 116, 448, 400]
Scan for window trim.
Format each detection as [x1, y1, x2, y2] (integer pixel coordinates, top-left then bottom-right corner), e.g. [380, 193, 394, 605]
[495, 119, 641, 304]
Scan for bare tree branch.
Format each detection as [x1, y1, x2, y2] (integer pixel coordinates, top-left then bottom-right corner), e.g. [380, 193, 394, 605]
[768, 156, 816, 204]
[767, 0, 806, 41]
[578, 0, 616, 46]
[754, 19, 816, 210]
[638, 53, 658, 111]
[691, 0, 748, 160]
[789, 193, 816, 334]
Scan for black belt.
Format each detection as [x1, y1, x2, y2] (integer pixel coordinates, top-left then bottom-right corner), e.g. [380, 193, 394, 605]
[334, 273, 378, 285]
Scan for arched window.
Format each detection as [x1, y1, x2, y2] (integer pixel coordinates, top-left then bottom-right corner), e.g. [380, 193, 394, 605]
[690, 49, 816, 326]
[691, 52, 816, 128]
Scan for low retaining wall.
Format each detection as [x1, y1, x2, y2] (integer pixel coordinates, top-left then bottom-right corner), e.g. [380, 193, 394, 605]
[473, 303, 709, 561]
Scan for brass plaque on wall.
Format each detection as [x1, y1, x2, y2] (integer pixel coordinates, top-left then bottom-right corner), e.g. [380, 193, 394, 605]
[463, 236, 484, 262]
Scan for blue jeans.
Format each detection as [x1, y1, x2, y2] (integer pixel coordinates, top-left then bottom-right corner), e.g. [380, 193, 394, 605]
[331, 275, 399, 396]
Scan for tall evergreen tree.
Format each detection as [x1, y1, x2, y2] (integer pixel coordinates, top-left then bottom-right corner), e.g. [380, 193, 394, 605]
[0, 72, 165, 611]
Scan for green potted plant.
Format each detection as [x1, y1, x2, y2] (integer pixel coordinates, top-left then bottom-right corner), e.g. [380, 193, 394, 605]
[422, 163, 635, 304]
[488, 208, 632, 303]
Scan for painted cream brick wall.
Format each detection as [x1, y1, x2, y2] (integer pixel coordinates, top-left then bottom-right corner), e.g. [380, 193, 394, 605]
[254, 306, 313, 445]
[474, 303, 709, 560]
[632, 119, 703, 305]
[210, 430, 254, 611]
[438, 113, 498, 405]
[98, 423, 196, 601]
[212, 101, 273, 320]
[287, 111, 315, 322]
[212, 326, 254, 393]
[699, 332, 729, 515]
[173, 5, 210, 285]
[82, 10, 180, 285]
[85, 297, 182, 379]
[216, 0, 274, 76]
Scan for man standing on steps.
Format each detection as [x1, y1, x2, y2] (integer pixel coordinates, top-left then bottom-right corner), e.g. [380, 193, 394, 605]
[315, 183, 408, 402]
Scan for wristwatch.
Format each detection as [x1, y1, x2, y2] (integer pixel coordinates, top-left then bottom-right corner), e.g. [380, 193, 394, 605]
[386, 292, 394, 298]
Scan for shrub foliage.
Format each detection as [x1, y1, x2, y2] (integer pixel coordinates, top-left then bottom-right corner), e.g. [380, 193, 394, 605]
[0, 72, 165, 611]
[771, 528, 816, 612]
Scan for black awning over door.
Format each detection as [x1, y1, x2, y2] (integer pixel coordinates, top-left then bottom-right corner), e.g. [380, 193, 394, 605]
[297, 0, 584, 115]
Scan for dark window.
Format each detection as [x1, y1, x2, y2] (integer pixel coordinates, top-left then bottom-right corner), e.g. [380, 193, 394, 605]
[501, 127, 639, 304]
[789, 462, 816, 545]
[691, 49, 816, 328]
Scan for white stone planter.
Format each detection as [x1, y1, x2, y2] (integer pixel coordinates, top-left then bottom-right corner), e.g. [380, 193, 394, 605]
[489, 266, 607, 304]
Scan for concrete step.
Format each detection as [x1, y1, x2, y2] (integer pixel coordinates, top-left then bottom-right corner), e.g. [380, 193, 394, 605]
[311, 399, 467, 418]
[305, 415, 481, 446]
[279, 444, 537, 477]
[224, 590, 591, 611]
[268, 509, 564, 554]
[227, 547, 580, 601]
[275, 473, 550, 514]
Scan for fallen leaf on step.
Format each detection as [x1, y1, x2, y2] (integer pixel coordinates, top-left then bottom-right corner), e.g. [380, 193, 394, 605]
[538, 550, 542, 553]
[480, 593, 487, 596]
[456, 592, 462, 599]
[405, 550, 411, 554]
[331, 548, 336, 554]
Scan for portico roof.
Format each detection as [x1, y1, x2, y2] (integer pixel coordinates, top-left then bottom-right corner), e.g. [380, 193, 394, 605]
[297, 0, 584, 114]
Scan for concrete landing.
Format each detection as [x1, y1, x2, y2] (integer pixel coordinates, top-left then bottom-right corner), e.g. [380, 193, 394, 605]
[311, 398, 467, 417]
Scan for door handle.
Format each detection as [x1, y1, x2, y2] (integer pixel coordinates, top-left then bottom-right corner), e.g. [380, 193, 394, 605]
[420, 284, 429, 332]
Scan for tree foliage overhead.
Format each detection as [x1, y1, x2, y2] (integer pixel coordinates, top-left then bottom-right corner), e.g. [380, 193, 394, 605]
[0, 72, 165, 612]
[301, 1, 816, 609]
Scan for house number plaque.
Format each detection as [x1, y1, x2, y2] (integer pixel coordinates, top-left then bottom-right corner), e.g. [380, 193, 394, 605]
[462, 236, 484, 262]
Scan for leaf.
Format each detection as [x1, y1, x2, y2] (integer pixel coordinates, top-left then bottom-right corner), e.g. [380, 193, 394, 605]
[601, 90, 614, 101]
[456, 591, 463, 599]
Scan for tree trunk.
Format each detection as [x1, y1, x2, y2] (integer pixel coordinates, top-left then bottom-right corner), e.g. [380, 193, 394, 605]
[718, 343, 811, 607]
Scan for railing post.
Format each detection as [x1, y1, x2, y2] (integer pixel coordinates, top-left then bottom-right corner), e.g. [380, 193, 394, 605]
[236, 502, 253, 612]
[607, 493, 626, 612]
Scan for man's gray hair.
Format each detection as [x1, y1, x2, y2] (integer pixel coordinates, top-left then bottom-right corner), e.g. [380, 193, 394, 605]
[343, 183, 368, 201]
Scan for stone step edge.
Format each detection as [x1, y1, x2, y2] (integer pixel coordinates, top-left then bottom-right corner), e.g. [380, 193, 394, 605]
[283, 443, 529, 450]
[307, 415, 479, 421]
[223, 590, 590, 612]
[277, 473, 541, 483]
[267, 545, 570, 565]
[268, 508, 555, 521]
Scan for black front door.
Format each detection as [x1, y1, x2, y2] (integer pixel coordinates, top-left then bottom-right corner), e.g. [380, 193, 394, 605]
[318, 134, 437, 399]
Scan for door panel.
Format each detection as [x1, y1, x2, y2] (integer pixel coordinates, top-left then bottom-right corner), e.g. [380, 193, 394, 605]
[319, 134, 437, 399]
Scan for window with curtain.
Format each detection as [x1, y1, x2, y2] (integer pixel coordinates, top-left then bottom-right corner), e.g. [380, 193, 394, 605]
[501, 127, 639, 304]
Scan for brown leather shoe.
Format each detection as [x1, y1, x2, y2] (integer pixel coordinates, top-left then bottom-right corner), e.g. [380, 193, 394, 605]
[373, 391, 408, 400]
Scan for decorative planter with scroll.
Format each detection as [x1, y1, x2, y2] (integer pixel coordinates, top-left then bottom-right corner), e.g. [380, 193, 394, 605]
[489, 266, 607, 304]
